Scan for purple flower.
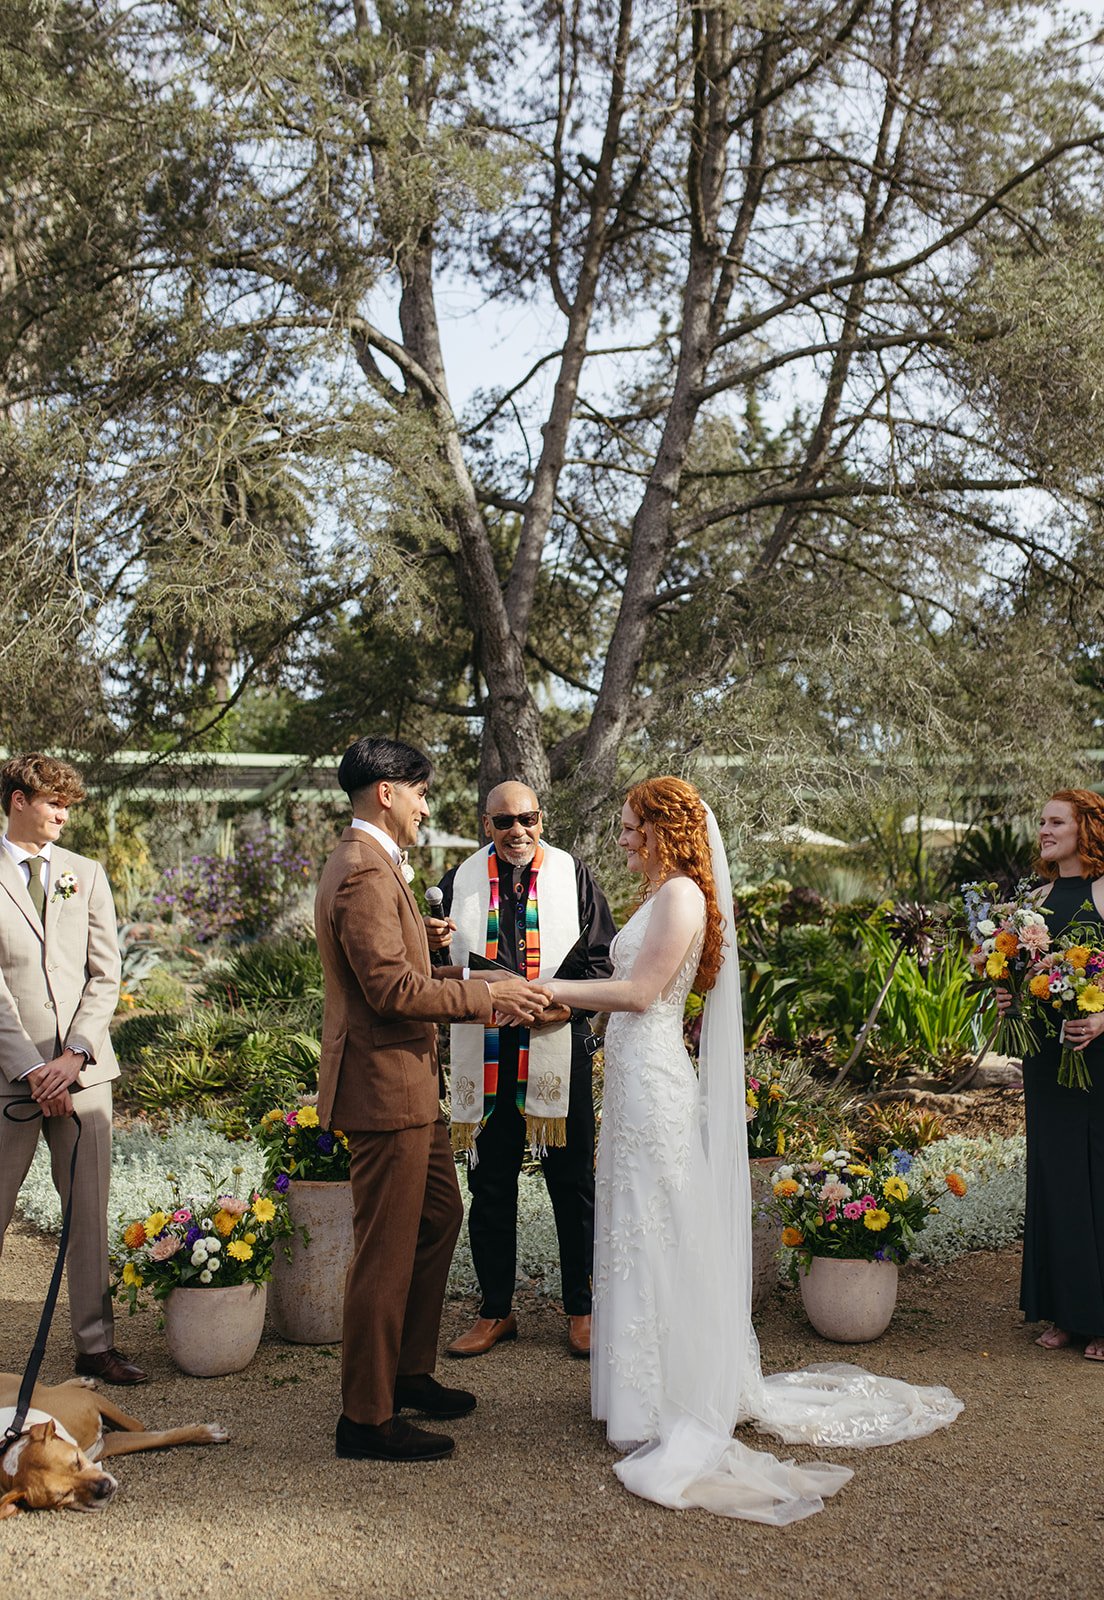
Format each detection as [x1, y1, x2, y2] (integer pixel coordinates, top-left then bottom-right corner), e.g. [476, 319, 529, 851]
[316, 1132, 335, 1155]
[892, 1148, 913, 1174]
[274, 1173, 290, 1193]
[184, 1226, 202, 1247]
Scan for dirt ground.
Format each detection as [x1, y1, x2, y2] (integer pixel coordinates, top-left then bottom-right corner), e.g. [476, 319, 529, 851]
[5, 1087, 1102, 1600]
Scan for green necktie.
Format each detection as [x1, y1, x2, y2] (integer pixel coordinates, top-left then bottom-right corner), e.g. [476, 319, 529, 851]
[26, 856, 45, 924]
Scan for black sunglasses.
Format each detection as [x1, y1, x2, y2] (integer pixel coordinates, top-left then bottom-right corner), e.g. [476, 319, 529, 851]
[490, 810, 541, 829]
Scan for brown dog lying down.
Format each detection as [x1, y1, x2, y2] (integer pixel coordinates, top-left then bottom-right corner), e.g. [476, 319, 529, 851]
[0, 1375, 228, 1515]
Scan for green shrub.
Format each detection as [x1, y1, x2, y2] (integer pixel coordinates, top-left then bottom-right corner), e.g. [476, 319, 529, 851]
[197, 937, 323, 1028]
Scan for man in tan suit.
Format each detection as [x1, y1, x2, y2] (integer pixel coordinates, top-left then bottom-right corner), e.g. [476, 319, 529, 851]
[316, 737, 547, 1462]
[0, 753, 143, 1385]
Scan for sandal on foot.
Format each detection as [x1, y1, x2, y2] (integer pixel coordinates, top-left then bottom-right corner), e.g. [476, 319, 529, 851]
[1084, 1339, 1104, 1362]
[1035, 1326, 1073, 1349]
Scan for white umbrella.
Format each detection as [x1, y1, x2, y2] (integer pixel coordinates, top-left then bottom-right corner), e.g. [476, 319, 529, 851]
[756, 825, 852, 849]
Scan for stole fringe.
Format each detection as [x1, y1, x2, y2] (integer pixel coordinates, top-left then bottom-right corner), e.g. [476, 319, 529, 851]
[525, 1115, 567, 1156]
[450, 1121, 479, 1155]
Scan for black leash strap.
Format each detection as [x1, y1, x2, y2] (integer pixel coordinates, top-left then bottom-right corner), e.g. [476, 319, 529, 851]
[1, 1097, 82, 1449]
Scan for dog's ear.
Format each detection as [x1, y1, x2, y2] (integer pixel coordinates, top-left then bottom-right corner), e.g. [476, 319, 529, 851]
[0, 1490, 24, 1519]
[26, 1421, 53, 1443]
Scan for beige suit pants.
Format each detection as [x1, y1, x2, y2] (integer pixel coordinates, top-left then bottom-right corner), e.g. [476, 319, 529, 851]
[0, 1079, 115, 1355]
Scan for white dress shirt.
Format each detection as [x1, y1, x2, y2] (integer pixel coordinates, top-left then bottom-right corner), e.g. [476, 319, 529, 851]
[349, 818, 403, 864]
[1, 834, 53, 891]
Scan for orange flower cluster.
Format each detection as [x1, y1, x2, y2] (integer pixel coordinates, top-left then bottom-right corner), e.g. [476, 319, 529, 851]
[945, 1173, 967, 1198]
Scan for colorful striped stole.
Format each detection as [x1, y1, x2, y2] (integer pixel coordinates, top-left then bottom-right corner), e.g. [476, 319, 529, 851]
[481, 842, 543, 1122]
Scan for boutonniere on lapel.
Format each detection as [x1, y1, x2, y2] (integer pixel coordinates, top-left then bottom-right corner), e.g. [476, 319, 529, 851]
[52, 871, 78, 902]
[399, 852, 415, 884]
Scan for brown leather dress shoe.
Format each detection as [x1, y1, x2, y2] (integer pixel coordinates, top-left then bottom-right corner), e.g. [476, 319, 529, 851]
[336, 1415, 454, 1461]
[445, 1313, 518, 1358]
[567, 1314, 591, 1357]
[75, 1348, 149, 1385]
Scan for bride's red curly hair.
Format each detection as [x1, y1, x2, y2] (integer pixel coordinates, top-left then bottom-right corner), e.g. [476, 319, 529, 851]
[1036, 789, 1104, 880]
[624, 776, 725, 992]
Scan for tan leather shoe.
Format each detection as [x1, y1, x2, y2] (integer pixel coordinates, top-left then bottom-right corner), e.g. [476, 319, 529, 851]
[445, 1313, 518, 1358]
[567, 1314, 591, 1357]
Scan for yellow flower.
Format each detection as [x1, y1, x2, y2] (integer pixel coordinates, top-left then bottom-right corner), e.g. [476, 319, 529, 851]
[883, 1176, 909, 1202]
[1067, 945, 1092, 971]
[295, 1105, 320, 1128]
[123, 1221, 147, 1249]
[261, 1108, 285, 1127]
[846, 1164, 872, 1178]
[773, 1178, 799, 1198]
[287, 1157, 297, 1171]
[746, 1090, 759, 1110]
[213, 1209, 237, 1237]
[775, 1130, 786, 1155]
[1029, 973, 1052, 1000]
[251, 1196, 276, 1223]
[244, 1232, 256, 1245]
[1077, 984, 1104, 1014]
[143, 1210, 169, 1238]
[768, 1083, 784, 1102]
[781, 1226, 804, 1248]
[985, 950, 1009, 980]
[226, 1240, 253, 1262]
[863, 1209, 890, 1232]
[122, 1262, 143, 1287]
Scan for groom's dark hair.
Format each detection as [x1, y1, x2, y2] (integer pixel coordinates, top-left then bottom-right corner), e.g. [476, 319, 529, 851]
[337, 737, 433, 799]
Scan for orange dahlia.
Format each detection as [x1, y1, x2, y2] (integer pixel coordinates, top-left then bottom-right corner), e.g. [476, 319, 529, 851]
[945, 1172, 967, 1198]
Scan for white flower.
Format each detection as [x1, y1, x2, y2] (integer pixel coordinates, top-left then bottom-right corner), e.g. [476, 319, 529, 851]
[977, 919, 997, 936]
[201, 1218, 213, 1231]
[191, 1248, 208, 1266]
[205, 1237, 221, 1252]
[207, 1255, 221, 1271]
[199, 1269, 213, 1283]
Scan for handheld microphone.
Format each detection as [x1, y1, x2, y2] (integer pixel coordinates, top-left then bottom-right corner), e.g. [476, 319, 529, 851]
[424, 885, 447, 966]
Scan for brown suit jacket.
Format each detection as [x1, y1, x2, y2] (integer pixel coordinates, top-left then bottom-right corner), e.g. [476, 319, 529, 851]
[314, 828, 495, 1132]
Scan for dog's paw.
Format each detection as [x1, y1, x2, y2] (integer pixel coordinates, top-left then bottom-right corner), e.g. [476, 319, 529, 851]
[202, 1423, 230, 1444]
[73, 1377, 98, 1390]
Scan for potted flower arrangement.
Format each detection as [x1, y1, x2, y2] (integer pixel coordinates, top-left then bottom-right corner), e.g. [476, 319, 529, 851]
[114, 1184, 289, 1376]
[769, 1147, 968, 1341]
[256, 1103, 354, 1344]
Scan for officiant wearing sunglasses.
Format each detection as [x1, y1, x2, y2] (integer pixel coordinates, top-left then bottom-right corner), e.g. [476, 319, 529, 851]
[433, 782, 616, 1360]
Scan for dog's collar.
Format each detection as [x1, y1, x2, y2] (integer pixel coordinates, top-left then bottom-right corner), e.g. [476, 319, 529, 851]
[0, 1405, 79, 1475]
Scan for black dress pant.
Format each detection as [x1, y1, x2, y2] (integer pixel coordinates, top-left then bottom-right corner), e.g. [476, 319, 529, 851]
[465, 1030, 595, 1317]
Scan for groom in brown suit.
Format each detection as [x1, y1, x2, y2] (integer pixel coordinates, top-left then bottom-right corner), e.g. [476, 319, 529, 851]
[316, 737, 548, 1462]
[0, 753, 144, 1384]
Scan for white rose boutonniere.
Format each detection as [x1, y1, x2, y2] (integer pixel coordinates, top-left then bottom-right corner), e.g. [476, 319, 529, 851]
[52, 871, 78, 902]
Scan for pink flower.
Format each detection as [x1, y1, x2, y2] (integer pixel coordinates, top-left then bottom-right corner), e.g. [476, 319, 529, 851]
[859, 1195, 876, 1211]
[1020, 924, 1050, 954]
[819, 1179, 850, 1205]
[171, 1208, 191, 1223]
[216, 1195, 249, 1217]
[825, 1204, 838, 1222]
[842, 1202, 863, 1220]
[748, 1077, 760, 1092]
[150, 1235, 183, 1261]
[285, 1111, 299, 1125]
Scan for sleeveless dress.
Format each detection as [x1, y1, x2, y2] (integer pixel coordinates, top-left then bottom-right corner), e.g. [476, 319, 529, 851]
[1021, 875, 1104, 1333]
[592, 892, 704, 1445]
[591, 882, 962, 1523]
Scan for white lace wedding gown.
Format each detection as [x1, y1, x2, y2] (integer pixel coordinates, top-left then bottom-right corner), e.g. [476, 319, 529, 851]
[593, 875, 962, 1523]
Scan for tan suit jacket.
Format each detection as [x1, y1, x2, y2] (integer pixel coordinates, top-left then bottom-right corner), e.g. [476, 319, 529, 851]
[314, 828, 494, 1132]
[0, 844, 121, 1091]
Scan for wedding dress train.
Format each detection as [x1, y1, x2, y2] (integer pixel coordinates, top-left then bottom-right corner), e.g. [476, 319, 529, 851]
[592, 811, 961, 1523]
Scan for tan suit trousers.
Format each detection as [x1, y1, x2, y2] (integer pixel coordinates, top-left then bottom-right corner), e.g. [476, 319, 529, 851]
[0, 1080, 114, 1355]
[342, 1118, 463, 1426]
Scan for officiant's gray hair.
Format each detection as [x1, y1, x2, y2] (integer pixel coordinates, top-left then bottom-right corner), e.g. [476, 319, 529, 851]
[337, 737, 432, 798]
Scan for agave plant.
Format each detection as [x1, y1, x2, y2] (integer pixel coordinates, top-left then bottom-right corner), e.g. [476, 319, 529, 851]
[831, 901, 945, 1085]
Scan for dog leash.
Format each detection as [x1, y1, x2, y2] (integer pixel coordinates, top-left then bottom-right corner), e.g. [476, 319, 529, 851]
[1, 1096, 83, 1448]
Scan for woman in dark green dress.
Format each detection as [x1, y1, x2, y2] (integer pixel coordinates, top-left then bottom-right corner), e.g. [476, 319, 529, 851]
[1004, 789, 1104, 1359]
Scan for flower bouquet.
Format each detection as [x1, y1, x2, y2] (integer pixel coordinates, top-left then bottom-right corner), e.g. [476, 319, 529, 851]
[255, 1102, 351, 1190]
[1026, 926, 1104, 1090]
[960, 879, 1049, 1059]
[769, 1147, 967, 1277]
[113, 1183, 290, 1312]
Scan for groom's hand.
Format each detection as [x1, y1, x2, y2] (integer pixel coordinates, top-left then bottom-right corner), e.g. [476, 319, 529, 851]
[531, 1001, 572, 1030]
[488, 978, 551, 1026]
[424, 915, 455, 952]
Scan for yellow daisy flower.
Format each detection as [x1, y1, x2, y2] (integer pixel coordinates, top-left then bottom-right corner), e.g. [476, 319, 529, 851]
[862, 1209, 890, 1231]
[226, 1240, 253, 1262]
[251, 1196, 277, 1223]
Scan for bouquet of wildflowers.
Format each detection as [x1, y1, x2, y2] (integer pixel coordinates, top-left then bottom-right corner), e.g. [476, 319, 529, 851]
[256, 1102, 351, 1190]
[769, 1147, 968, 1278]
[1026, 922, 1104, 1091]
[960, 879, 1050, 1059]
[745, 1069, 796, 1159]
[113, 1182, 289, 1311]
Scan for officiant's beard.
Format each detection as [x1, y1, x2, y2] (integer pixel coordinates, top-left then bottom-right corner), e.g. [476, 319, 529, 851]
[497, 838, 537, 869]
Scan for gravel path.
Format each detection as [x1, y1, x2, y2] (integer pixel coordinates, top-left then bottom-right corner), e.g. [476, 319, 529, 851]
[0, 1221, 1098, 1599]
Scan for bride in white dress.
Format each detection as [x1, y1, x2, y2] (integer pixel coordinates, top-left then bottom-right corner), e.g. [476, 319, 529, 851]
[546, 777, 961, 1523]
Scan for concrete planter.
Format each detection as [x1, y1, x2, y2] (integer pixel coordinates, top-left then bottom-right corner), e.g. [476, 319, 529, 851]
[164, 1283, 267, 1376]
[799, 1256, 899, 1343]
[270, 1180, 354, 1344]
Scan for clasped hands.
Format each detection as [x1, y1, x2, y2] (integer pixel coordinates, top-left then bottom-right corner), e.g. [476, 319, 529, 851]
[486, 978, 569, 1029]
[25, 1047, 84, 1117]
[995, 986, 1104, 1051]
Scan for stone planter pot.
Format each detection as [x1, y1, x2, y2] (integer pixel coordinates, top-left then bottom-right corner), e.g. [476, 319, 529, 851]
[270, 1180, 354, 1344]
[799, 1256, 899, 1343]
[748, 1156, 781, 1314]
[164, 1283, 267, 1377]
